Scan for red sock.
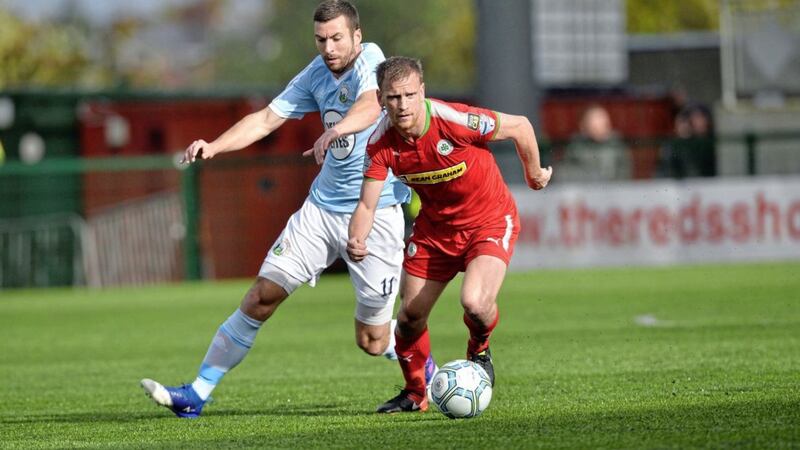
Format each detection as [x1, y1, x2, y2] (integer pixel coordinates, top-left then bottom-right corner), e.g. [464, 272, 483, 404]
[394, 327, 431, 401]
[464, 310, 499, 356]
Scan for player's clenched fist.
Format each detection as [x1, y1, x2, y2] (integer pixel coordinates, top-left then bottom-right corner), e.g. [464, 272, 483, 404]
[346, 237, 369, 262]
[527, 166, 553, 190]
[182, 140, 217, 164]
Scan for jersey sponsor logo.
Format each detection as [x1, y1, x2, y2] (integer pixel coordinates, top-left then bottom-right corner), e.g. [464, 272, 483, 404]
[479, 114, 496, 136]
[467, 113, 480, 130]
[436, 139, 454, 156]
[398, 161, 467, 185]
[323, 110, 355, 160]
[407, 242, 417, 257]
[338, 85, 351, 104]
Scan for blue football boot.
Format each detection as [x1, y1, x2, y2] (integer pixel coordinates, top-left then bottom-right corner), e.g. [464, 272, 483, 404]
[140, 378, 206, 418]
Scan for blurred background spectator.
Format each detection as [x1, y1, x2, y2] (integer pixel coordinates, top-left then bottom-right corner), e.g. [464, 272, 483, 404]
[658, 103, 717, 178]
[557, 104, 631, 182]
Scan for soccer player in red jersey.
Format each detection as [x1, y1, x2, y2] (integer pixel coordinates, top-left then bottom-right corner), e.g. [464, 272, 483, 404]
[348, 56, 552, 413]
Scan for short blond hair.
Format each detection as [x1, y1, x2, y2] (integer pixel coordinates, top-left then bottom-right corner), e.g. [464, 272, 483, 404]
[376, 56, 424, 90]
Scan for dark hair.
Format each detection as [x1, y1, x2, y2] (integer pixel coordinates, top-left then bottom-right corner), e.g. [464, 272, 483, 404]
[376, 56, 424, 90]
[314, 0, 360, 30]
[677, 102, 715, 135]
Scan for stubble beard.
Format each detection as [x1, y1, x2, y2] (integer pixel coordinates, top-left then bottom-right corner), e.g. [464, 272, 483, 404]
[327, 47, 359, 76]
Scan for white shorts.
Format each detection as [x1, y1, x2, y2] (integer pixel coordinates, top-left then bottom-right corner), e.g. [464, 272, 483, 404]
[258, 199, 405, 326]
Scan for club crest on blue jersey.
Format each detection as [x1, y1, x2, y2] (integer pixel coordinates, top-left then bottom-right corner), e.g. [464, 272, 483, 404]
[338, 85, 351, 104]
[265, 42, 410, 212]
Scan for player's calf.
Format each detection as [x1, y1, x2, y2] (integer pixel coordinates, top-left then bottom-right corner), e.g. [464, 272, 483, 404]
[356, 318, 397, 359]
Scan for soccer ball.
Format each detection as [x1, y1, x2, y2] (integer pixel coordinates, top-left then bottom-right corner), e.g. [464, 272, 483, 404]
[429, 359, 492, 419]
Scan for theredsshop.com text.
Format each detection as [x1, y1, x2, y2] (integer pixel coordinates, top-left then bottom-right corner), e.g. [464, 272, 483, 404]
[519, 192, 800, 248]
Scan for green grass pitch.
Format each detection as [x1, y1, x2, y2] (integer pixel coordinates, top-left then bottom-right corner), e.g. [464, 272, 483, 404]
[1, 262, 798, 448]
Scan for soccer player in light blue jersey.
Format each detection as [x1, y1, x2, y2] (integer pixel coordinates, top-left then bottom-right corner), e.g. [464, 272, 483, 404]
[140, 1, 435, 418]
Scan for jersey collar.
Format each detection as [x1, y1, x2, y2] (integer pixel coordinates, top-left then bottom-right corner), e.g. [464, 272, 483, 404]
[395, 99, 432, 147]
[420, 99, 432, 138]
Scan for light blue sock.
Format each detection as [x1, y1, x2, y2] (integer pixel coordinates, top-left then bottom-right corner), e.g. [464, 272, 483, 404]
[191, 309, 263, 400]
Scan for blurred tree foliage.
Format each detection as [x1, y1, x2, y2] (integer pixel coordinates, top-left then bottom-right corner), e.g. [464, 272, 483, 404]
[2, 0, 737, 91]
[627, 0, 720, 33]
[0, 10, 96, 88]
[214, 0, 475, 93]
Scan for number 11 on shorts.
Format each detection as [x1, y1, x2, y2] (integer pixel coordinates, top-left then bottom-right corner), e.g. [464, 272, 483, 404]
[381, 277, 396, 298]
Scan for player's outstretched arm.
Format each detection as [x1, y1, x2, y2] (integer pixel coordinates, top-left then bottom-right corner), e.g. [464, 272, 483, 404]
[492, 113, 552, 190]
[347, 178, 385, 262]
[182, 106, 287, 164]
[303, 89, 382, 165]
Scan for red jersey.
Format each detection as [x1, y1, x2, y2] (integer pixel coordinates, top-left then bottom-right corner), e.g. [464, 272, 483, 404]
[364, 98, 517, 230]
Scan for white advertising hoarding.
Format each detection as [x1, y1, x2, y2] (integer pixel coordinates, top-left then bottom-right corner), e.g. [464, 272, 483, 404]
[510, 176, 800, 270]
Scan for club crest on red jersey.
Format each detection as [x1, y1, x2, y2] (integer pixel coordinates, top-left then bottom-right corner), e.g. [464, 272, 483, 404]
[436, 139, 454, 156]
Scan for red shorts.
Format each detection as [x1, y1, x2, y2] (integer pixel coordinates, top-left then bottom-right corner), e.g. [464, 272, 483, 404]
[404, 213, 520, 282]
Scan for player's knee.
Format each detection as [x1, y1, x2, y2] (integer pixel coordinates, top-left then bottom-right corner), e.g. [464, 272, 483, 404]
[241, 278, 288, 321]
[461, 291, 496, 319]
[397, 309, 426, 338]
[356, 334, 388, 356]
[355, 322, 391, 356]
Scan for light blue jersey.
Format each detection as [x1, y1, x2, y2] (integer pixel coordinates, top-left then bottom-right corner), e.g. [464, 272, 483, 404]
[269, 43, 411, 213]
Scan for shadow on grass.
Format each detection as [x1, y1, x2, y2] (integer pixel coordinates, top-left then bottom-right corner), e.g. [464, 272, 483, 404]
[3, 396, 797, 448]
[188, 397, 800, 448]
[0, 411, 157, 425]
[0, 401, 439, 425]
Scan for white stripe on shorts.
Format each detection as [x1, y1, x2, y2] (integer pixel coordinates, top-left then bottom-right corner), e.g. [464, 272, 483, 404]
[502, 214, 513, 251]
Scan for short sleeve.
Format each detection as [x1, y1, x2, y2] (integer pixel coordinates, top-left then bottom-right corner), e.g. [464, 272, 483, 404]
[353, 43, 385, 98]
[430, 100, 499, 147]
[473, 108, 500, 143]
[456, 106, 499, 146]
[268, 60, 320, 119]
[363, 143, 391, 181]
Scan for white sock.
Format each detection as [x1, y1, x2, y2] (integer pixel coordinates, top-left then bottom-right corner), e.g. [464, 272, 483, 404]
[191, 378, 216, 400]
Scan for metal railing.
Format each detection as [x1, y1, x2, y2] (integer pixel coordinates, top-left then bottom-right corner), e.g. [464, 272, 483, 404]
[1, 131, 798, 288]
